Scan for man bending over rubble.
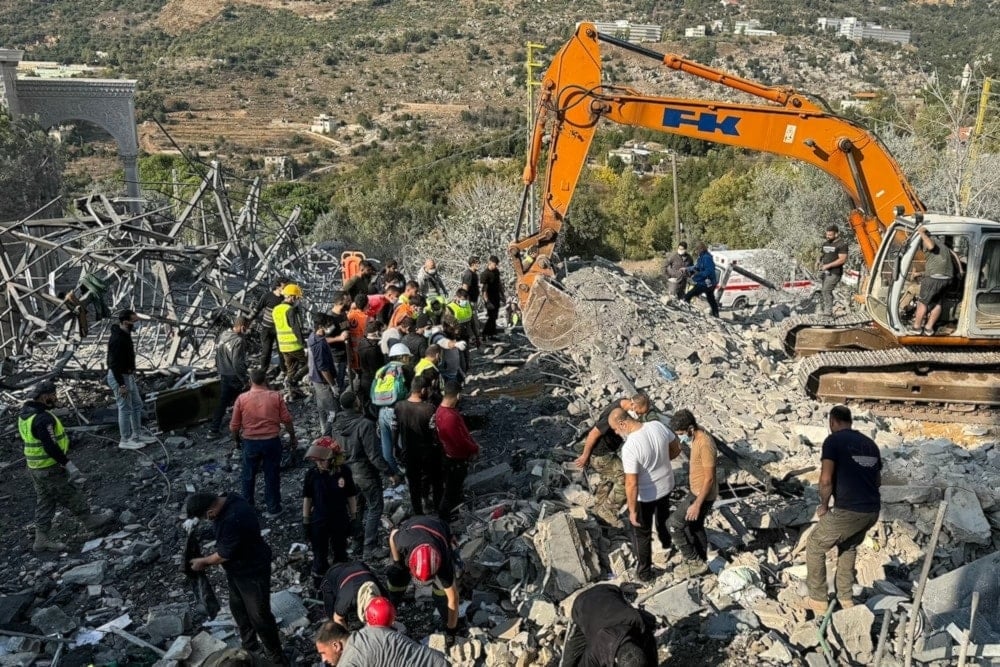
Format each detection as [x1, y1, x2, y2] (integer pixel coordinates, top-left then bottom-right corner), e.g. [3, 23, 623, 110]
[386, 515, 462, 634]
[804, 405, 881, 613]
[562, 584, 657, 667]
[574, 393, 652, 526]
[314, 620, 447, 666]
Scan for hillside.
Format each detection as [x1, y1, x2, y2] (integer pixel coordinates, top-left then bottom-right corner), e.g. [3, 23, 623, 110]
[2, 0, 997, 163]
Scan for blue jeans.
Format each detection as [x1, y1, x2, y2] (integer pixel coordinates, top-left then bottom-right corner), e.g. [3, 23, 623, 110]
[377, 407, 401, 475]
[106, 370, 142, 440]
[313, 382, 337, 436]
[241, 437, 282, 513]
[332, 357, 348, 393]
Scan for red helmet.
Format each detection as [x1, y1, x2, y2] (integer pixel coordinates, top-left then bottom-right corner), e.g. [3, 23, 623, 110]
[408, 544, 441, 582]
[364, 596, 396, 627]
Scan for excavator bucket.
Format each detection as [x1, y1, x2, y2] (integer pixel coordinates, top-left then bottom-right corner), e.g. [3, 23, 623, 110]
[521, 276, 580, 351]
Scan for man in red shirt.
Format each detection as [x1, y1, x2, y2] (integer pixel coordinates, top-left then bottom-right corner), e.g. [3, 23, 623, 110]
[230, 369, 298, 518]
[434, 382, 480, 521]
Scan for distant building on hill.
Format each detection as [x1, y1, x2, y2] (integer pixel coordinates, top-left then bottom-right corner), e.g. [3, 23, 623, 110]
[591, 20, 663, 43]
[817, 17, 911, 45]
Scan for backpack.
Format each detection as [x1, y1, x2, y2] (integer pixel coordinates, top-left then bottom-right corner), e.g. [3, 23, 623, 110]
[371, 362, 408, 407]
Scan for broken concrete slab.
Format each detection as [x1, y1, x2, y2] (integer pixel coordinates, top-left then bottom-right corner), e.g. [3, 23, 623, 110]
[702, 609, 759, 639]
[145, 603, 191, 642]
[880, 485, 941, 505]
[830, 604, 875, 664]
[466, 463, 512, 493]
[162, 635, 193, 661]
[531, 512, 599, 601]
[30, 606, 77, 635]
[0, 594, 33, 625]
[643, 582, 704, 624]
[943, 487, 991, 545]
[269, 590, 307, 628]
[520, 599, 557, 627]
[187, 631, 228, 665]
[922, 550, 1000, 643]
[62, 560, 107, 585]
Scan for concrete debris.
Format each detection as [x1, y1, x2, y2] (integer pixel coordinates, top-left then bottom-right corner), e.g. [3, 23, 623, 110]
[62, 559, 108, 585]
[943, 487, 992, 545]
[830, 604, 875, 664]
[29, 606, 77, 635]
[269, 590, 308, 628]
[532, 511, 599, 600]
[187, 631, 228, 665]
[922, 551, 1000, 643]
[643, 582, 704, 623]
[465, 463, 513, 493]
[144, 603, 191, 643]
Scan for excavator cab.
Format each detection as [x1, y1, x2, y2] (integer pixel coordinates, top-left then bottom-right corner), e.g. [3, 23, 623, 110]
[867, 216, 1000, 341]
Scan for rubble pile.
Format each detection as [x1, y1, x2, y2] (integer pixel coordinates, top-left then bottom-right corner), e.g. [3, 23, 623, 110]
[0, 260, 998, 666]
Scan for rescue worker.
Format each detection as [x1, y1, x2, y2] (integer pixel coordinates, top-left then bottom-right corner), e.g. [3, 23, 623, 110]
[817, 224, 848, 316]
[344, 261, 376, 300]
[186, 492, 288, 665]
[683, 242, 720, 317]
[321, 561, 390, 627]
[667, 409, 718, 578]
[331, 391, 396, 561]
[209, 316, 250, 437]
[250, 278, 288, 378]
[106, 309, 155, 449]
[573, 394, 652, 526]
[911, 225, 956, 335]
[413, 344, 443, 401]
[804, 405, 882, 613]
[371, 343, 413, 478]
[386, 515, 462, 633]
[303, 439, 358, 590]
[314, 620, 447, 666]
[389, 283, 420, 328]
[272, 284, 307, 400]
[478, 255, 505, 339]
[664, 241, 694, 299]
[417, 258, 447, 298]
[443, 288, 480, 370]
[19, 380, 114, 552]
[561, 584, 657, 667]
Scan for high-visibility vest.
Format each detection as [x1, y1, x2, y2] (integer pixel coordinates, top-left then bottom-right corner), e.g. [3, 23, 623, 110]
[19, 411, 69, 470]
[446, 301, 473, 323]
[414, 358, 438, 376]
[272, 303, 303, 353]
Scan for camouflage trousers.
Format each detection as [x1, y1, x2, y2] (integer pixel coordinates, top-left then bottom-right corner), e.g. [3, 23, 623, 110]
[29, 467, 88, 533]
[589, 452, 625, 509]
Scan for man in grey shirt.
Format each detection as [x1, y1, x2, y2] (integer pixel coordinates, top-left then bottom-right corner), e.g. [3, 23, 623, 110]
[314, 621, 447, 667]
[911, 225, 956, 335]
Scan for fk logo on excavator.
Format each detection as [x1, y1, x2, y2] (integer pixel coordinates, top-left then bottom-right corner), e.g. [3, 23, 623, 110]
[662, 108, 741, 136]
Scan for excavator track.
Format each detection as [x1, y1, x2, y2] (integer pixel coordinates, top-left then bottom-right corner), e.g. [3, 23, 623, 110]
[798, 347, 1000, 424]
[780, 313, 885, 357]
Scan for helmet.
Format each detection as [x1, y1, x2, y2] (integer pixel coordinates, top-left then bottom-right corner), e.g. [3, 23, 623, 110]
[408, 543, 441, 582]
[29, 379, 57, 399]
[281, 284, 303, 298]
[311, 436, 343, 455]
[364, 596, 396, 627]
[388, 343, 411, 359]
[305, 444, 333, 461]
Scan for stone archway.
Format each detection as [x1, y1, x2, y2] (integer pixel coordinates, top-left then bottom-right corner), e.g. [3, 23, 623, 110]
[0, 49, 141, 213]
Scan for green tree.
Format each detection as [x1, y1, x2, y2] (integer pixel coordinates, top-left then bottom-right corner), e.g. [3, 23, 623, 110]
[0, 110, 63, 222]
[693, 169, 756, 247]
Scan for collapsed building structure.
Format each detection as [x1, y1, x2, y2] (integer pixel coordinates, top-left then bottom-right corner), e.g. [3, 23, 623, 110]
[0, 172, 998, 665]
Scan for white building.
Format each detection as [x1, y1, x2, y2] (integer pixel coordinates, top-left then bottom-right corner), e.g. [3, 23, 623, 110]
[733, 20, 761, 35]
[817, 17, 911, 45]
[592, 20, 663, 43]
[685, 25, 707, 38]
[311, 114, 336, 134]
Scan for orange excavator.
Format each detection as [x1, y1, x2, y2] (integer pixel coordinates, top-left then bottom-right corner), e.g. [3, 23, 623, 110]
[511, 22, 1000, 422]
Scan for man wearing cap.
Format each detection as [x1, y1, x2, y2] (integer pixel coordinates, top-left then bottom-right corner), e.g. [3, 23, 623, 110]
[106, 309, 156, 449]
[314, 620, 447, 667]
[562, 584, 657, 667]
[303, 438, 358, 590]
[330, 391, 396, 561]
[230, 369, 298, 519]
[19, 380, 114, 552]
[321, 562, 389, 627]
[272, 284, 307, 400]
[387, 516, 461, 633]
[186, 492, 287, 665]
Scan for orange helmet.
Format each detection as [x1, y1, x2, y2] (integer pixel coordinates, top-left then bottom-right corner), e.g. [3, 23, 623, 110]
[364, 596, 396, 627]
[408, 544, 441, 582]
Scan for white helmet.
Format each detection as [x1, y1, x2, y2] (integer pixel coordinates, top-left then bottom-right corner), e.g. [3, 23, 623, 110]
[389, 343, 411, 358]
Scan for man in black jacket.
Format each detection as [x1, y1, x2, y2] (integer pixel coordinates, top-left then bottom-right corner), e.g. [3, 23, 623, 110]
[210, 316, 250, 436]
[562, 584, 657, 667]
[478, 255, 505, 339]
[250, 278, 288, 378]
[330, 391, 396, 561]
[187, 492, 287, 665]
[106, 309, 155, 450]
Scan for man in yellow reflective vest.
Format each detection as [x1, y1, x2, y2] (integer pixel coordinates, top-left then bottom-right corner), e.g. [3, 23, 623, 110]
[18, 380, 114, 552]
[272, 284, 308, 400]
[444, 288, 480, 375]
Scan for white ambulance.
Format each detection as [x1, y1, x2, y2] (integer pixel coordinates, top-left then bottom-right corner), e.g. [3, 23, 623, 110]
[709, 249, 819, 310]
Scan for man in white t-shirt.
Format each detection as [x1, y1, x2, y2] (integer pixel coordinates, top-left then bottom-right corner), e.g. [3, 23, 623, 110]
[615, 409, 681, 583]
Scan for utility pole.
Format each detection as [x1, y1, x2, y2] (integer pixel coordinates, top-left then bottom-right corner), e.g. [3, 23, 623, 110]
[669, 150, 681, 243]
[961, 77, 993, 213]
[525, 42, 545, 236]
